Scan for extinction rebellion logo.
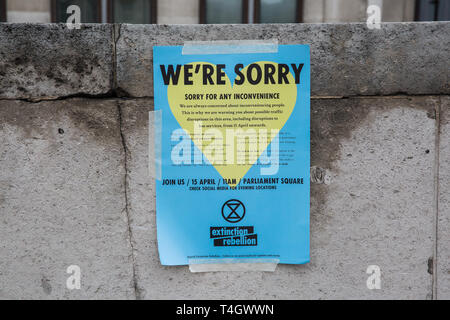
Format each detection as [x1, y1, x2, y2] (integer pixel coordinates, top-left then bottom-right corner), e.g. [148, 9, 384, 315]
[210, 199, 258, 246]
[222, 199, 245, 223]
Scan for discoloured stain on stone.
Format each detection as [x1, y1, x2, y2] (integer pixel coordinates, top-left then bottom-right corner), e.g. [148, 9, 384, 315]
[0, 98, 121, 146]
[428, 257, 434, 275]
[310, 96, 437, 222]
[41, 276, 52, 295]
[310, 166, 332, 185]
[311, 98, 371, 171]
[311, 96, 436, 172]
[0, 24, 113, 100]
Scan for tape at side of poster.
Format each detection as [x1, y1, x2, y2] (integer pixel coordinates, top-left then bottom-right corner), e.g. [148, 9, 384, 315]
[149, 110, 162, 180]
[188, 258, 279, 273]
[182, 39, 278, 55]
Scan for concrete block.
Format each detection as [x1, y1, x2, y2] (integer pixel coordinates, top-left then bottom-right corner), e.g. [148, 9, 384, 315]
[0, 24, 113, 100]
[309, 96, 436, 299]
[118, 99, 156, 299]
[0, 98, 134, 299]
[115, 22, 450, 98]
[122, 96, 435, 299]
[438, 96, 450, 299]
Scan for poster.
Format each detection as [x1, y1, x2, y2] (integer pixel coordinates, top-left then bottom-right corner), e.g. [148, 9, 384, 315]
[153, 44, 310, 265]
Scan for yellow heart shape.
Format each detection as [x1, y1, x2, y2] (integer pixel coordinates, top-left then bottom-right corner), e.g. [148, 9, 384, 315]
[167, 61, 297, 187]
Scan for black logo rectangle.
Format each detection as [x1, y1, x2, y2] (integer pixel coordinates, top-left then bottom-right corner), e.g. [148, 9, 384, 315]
[213, 234, 257, 246]
[210, 226, 257, 246]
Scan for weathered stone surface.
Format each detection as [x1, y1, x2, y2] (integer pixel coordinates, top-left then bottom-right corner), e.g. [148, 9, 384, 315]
[309, 96, 436, 299]
[115, 22, 449, 98]
[122, 96, 435, 299]
[0, 98, 134, 299]
[0, 24, 113, 100]
[438, 96, 450, 299]
[118, 99, 155, 299]
[0, 22, 448, 100]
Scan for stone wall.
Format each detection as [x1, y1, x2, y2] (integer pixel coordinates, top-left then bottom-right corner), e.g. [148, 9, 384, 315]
[0, 22, 449, 299]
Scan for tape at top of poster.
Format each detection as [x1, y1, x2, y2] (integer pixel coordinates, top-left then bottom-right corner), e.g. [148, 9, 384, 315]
[182, 39, 278, 55]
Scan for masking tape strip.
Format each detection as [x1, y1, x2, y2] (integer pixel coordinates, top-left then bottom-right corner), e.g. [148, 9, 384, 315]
[149, 110, 162, 180]
[182, 39, 278, 55]
[188, 258, 279, 273]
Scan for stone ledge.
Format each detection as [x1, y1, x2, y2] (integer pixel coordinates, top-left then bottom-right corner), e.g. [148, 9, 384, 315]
[0, 23, 114, 100]
[116, 22, 450, 97]
[0, 22, 448, 100]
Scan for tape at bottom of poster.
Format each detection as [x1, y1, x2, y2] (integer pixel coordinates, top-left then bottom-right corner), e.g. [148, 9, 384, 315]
[189, 258, 279, 273]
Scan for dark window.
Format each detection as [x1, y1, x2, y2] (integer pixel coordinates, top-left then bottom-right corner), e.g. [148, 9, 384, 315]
[200, 0, 249, 24]
[0, 0, 6, 22]
[200, 0, 302, 24]
[108, 0, 157, 23]
[415, 0, 450, 21]
[51, 0, 102, 23]
[255, 0, 303, 23]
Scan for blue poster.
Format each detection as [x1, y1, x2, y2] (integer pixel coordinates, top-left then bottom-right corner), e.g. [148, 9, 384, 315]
[153, 44, 310, 265]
